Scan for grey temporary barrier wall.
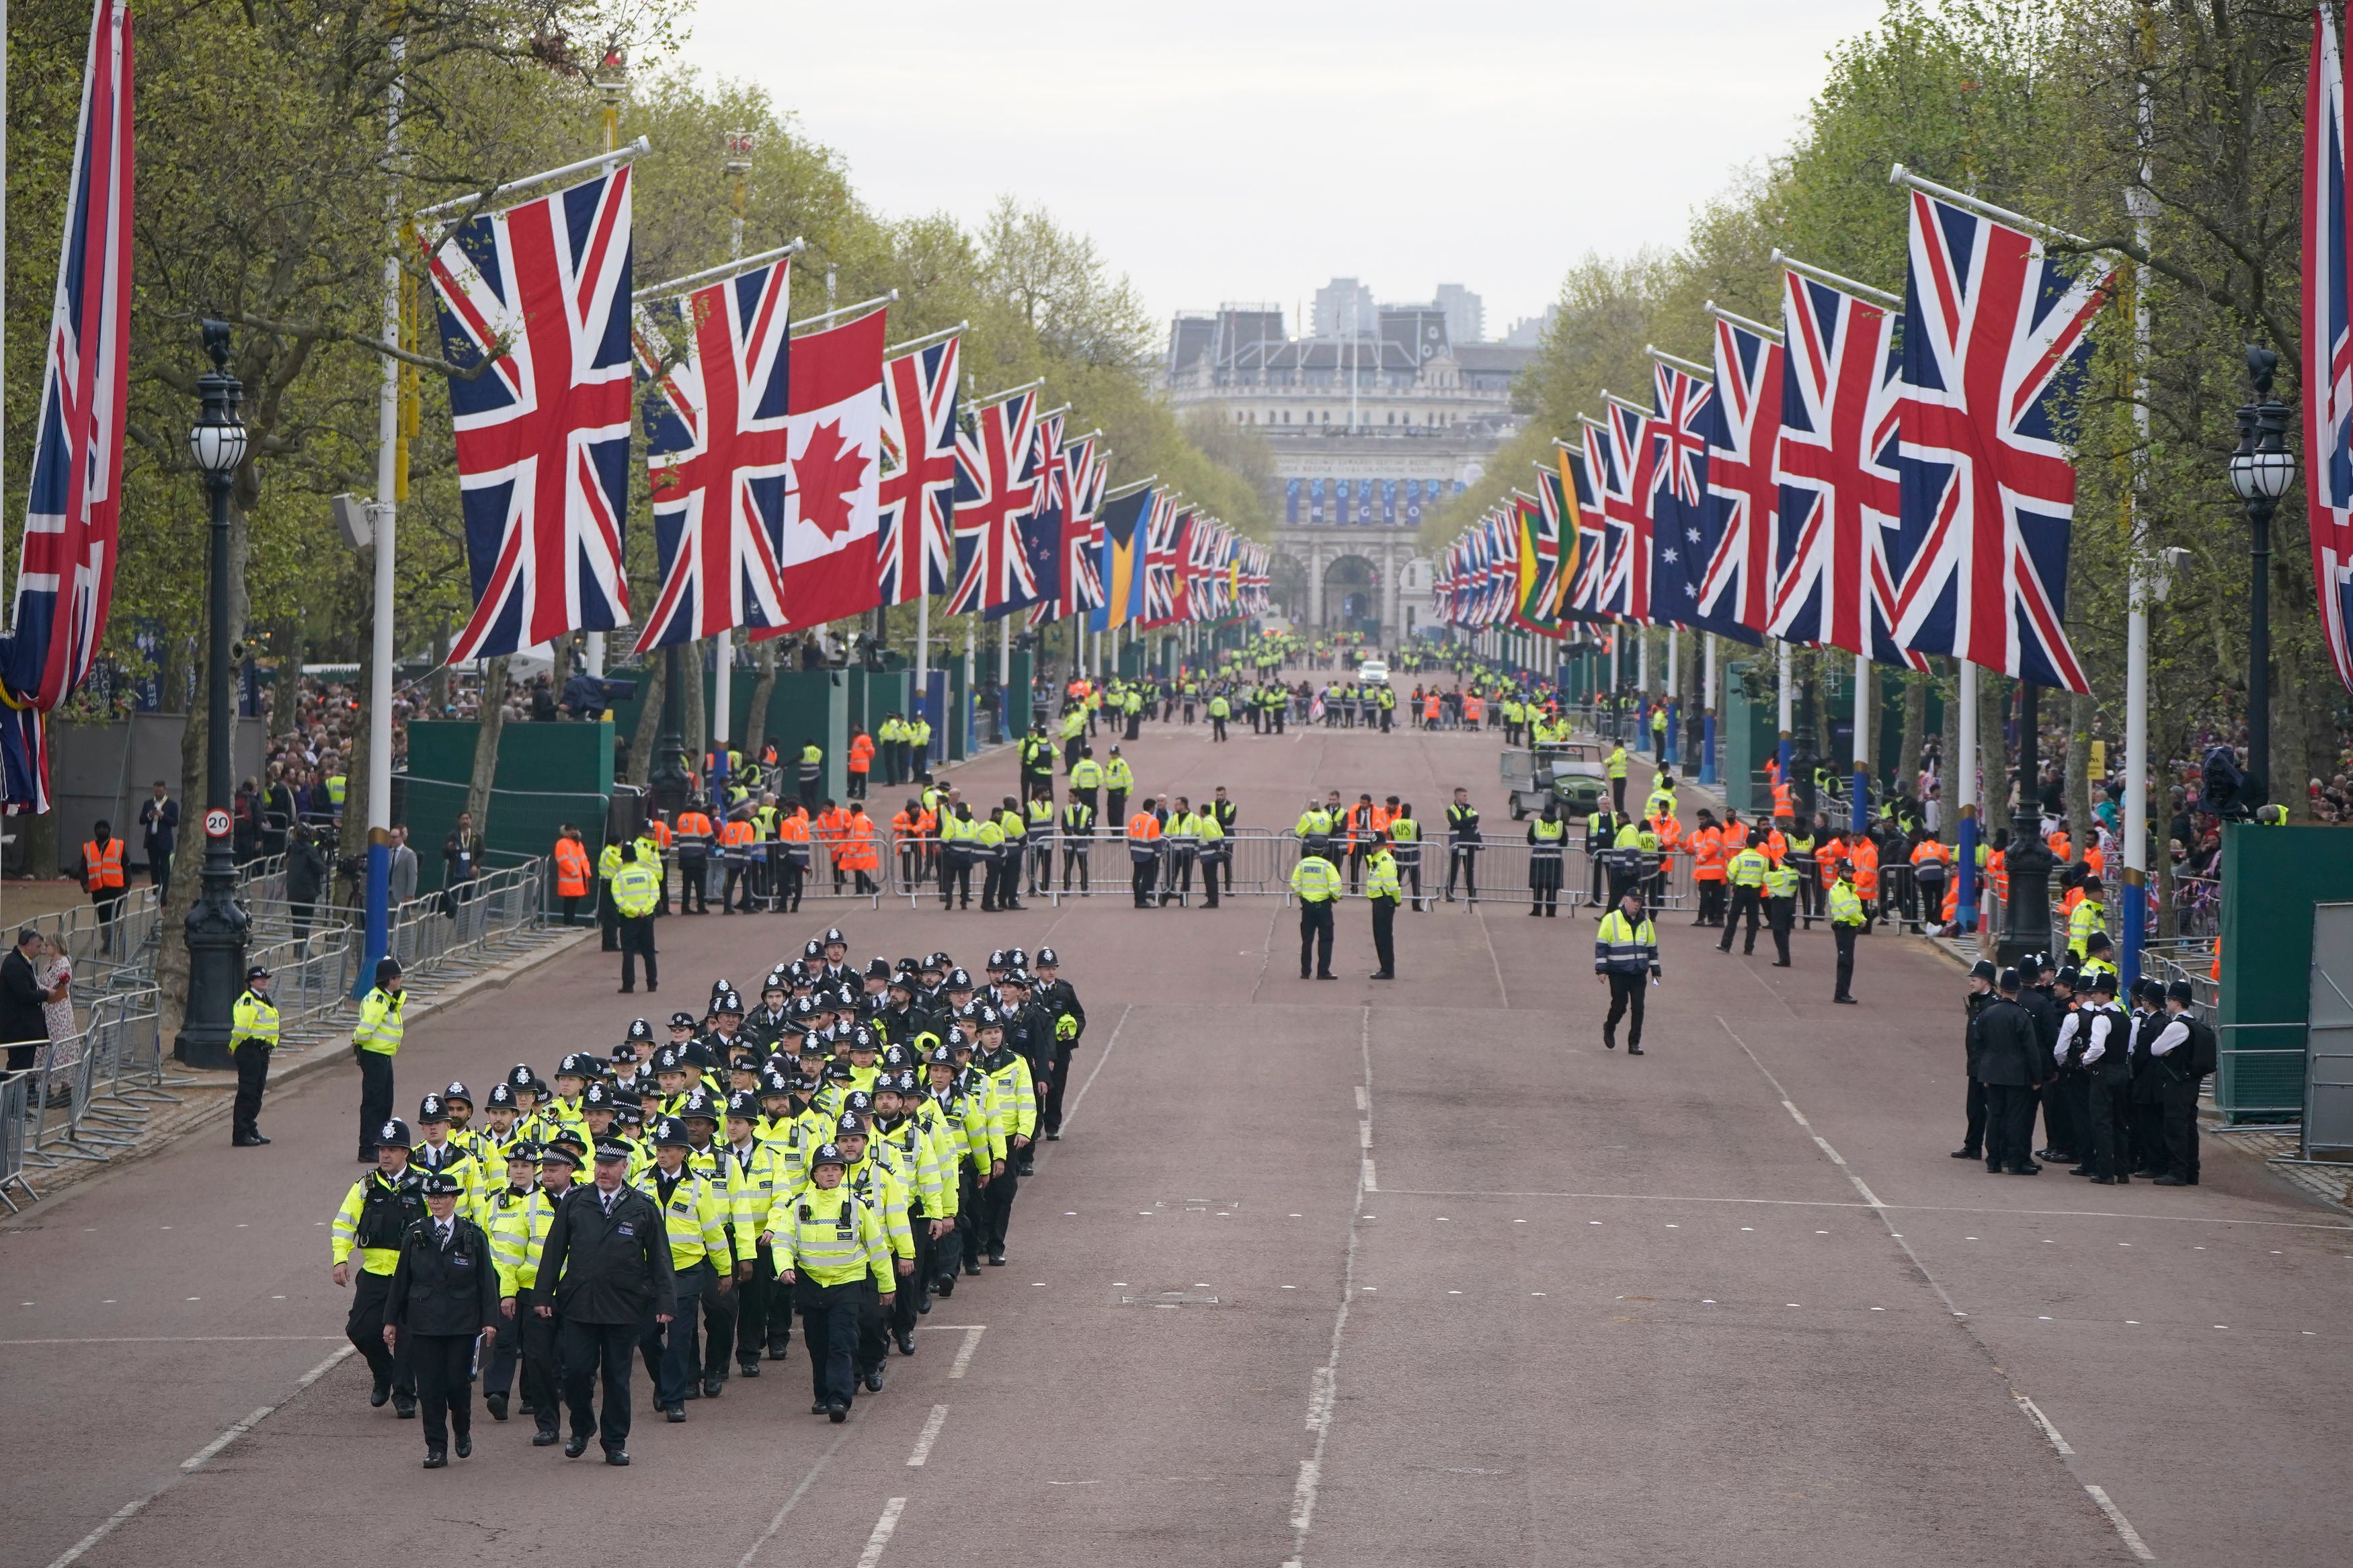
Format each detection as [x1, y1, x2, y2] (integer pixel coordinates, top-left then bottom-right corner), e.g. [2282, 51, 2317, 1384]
[2304, 902, 2353, 1159]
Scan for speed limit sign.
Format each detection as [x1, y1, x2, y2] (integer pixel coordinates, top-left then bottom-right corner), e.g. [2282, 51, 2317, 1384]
[204, 807, 231, 839]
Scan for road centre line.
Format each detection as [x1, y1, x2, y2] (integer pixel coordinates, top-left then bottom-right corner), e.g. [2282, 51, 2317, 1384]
[854, 1499, 907, 1568]
[947, 1325, 986, 1380]
[1283, 1007, 1373, 1568]
[1369, 1189, 2350, 1229]
[45, 1345, 353, 1568]
[906, 1405, 949, 1466]
[1718, 1016, 2159, 1563]
[737, 1421, 861, 1568]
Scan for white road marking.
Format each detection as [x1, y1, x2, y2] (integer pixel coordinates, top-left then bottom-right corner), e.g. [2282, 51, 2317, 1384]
[853, 1498, 907, 1568]
[2014, 1394, 2073, 1455]
[44, 1344, 354, 1568]
[947, 1324, 986, 1379]
[905, 1405, 949, 1467]
[1361, 1159, 1378, 1192]
[2085, 1485, 2157, 1560]
[737, 1422, 862, 1566]
[1287, 1007, 1373, 1560]
[1357, 1120, 1371, 1149]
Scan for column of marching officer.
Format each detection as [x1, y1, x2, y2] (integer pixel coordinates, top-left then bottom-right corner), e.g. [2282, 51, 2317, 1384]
[328, 930, 1084, 1468]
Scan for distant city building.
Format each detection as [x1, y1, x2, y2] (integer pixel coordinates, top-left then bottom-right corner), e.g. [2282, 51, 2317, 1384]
[1502, 305, 1558, 348]
[1163, 281, 1536, 641]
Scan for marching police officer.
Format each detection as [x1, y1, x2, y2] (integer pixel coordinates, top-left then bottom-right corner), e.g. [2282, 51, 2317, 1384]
[762, 1141, 895, 1423]
[231, 964, 279, 1146]
[384, 1170, 502, 1467]
[331, 1118, 425, 1415]
[534, 1139, 677, 1464]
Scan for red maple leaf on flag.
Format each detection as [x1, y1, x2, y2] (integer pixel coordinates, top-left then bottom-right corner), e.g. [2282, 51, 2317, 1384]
[793, 419, 870, 540]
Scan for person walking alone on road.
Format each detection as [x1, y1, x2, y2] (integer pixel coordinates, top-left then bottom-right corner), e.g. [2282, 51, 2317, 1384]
[1828, 864, 1866, 1004]
[1762, 855, 1798, 966]
[611, 843, 662, 995]
[1595, 889, 1659, 1055]
[534, 1140, 677, 1464]
[1291, 842, 1343, 980]
[385, 1171, 502, 1467]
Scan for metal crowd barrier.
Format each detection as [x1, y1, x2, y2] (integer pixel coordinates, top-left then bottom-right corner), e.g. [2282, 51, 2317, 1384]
[11, 985, 168, 1193]
[0, 1073, 30, 1212]
[386, 859, 548, 983]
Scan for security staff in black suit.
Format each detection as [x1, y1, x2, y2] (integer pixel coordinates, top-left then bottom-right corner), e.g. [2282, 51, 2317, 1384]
[385, 1171, 502, 1467]
[1443, 788, 1480, 903]
[1973, 968, 2044, 1174]
[534, 1139, 678, 1464]
[1952, 960, 1996, 1161]
[2126, 978, 2172, 1177]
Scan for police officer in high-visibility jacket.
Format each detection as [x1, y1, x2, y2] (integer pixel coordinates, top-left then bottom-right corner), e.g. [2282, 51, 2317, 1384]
[1527, 802, 1566, 917]
[761, 1141, 893, 1422]
[331, 1118, 425, 1415]
[2067, 874, 2106, 965]
[1291, 843, 1344, 980]
[611, 843, 662, 995]
[1595, 889, 1659, 1055]
[1762, 856, 1800, 966]
[639, 1115, 731, 1421]
[354, 957, 405, 1162]
[1366, 833, 1402, 979]
[1718, 834, 1771, 956]
[1829, 864, 1867, 1004]
[230, 964, 279, 1147]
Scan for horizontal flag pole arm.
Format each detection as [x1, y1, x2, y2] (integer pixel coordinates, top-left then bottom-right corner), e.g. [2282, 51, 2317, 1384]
[1510, 489, 1537, 503]
[417, 138, 651, 218]
[1888, 163, 2099, 251]
[969, 377, 1046, 409]
[1704, 300, 1783, 343]
[1105, 474, 1158, 498]
[633, 239, 806, 302]
[792, 290, 898, 333]
[1070, 428, 1103, 444]
[1771, 248, 1900, 309]
[1575, 413, 1609, 433]
[1644, 344, 1713, 381]
[1551, 436, 1585, 454]
[1601, 391, 1652, 416]
[1038, 403, 1072, 421]
[886, 321, 967, 357]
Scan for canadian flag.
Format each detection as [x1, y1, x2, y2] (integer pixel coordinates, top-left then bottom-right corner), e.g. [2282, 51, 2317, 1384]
[762, 309, 885, 632]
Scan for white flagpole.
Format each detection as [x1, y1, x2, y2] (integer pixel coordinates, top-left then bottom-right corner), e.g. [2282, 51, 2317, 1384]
[360, 28, 405, 997]
[1852, 652, 1871, 833]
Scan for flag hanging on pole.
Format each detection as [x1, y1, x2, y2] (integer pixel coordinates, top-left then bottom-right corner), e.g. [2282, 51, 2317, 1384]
[1060, 435, 1106, 619]
[1140, 495, 1189, 628]
[631, 258, 793, 651]
[2308, 4, 2353, 698]
[427, 167, 635, 662]
[757, 308, 886, 633]
[1563, 433, 1612, 622]
[949, 388, 1042, 614]
[0, 0, 134, 813]
[1890, 190, 2107, 692]
[1092, 484, 1150, 631]
[876, 333, 959, 606]
[1595, 403, 1655, 623]
[1648, 361, 1713, 630]
[1700, 313, 1782, 642]
[1003, 408, 1065, 623]
[1769, 269, 1923, 668]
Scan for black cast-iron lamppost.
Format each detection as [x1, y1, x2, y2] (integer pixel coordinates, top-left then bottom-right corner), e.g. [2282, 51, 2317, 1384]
[2227, 344, 2296, 814]
[177, 321, 251, 1069]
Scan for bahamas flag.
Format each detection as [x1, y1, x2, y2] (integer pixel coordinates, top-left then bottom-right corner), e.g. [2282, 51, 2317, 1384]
[1092, 483, 1152, 631]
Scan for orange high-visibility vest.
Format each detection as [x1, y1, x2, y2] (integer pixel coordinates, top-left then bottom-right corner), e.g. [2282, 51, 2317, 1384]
[648, 818, 672, 849]
[84, 838, 124, 890]
[1423, 694, 1441, 720]
[553, 838, 592, 897]
[848, 734, 874, 775]
[1689, 825, 1725, 882]
[1761, 826, 1788, 864]
[1849, 837, 1880, 899]
[838, 814, 880, 870]
[1988, 848, 2009, 901]
[1125, 811, 1162, 844]
[674, 811, 715, 855]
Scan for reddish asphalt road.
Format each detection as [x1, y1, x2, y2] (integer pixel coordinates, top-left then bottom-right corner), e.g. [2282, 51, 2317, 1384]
[5, 694, 2348, 1567]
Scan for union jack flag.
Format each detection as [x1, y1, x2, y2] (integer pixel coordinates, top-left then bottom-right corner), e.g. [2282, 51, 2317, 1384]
[1060, 434, 1107, 618]
[1700, 314, 1782, 641]
[1770, 270, 1923, 669]
[1140, 494, 1186, 626]
[428, 167, 635, 662]
[1892, 190, 2108, 692]
[1564, 431, 1612, 622]
[2309, 5, 2353, 698]
[1, 0, 133, 813]
[877, 334, 959, 606]
[949, 388, 1041, 614]
[1595, 402, 1655, 622]
[1648, 362, 1712, 628]
[631, 259, 791, 652]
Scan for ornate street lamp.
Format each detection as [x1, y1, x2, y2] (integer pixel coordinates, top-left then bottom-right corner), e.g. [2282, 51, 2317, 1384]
[177, 321, 251, 1069]
[2226, 344, 2295, 813]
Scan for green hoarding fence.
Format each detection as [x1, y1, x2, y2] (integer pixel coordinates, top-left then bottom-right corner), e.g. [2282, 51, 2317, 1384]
[2216, 822, 2353, 1124]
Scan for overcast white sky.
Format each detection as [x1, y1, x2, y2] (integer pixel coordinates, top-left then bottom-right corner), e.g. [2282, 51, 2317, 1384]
[678, 1, 1889, 339]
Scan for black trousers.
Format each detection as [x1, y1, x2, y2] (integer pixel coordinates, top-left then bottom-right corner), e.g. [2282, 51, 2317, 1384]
[405, 1330, 477, 1450]
[1696, 880, 1725, 925]
[619, 915, 657, 991]
[1164, 850, 1196, 905]
[1199, 851, 1223, 907]
[1589, 854, 1611, 903]
[1984, 1083, 2039, 1169]
[1396, 856, 1421, 910]
[641, 1260, 707, 1407]
[1832, 924, 1858, 999]
[1794, 872, 1821, 925]
[1447, 845, 1478, 900]
[980, 1163, 1019, 1254]
[1371, 897, 1397, 974]
[1131, 855, 1158, 907]
[799, 1278, 870, 1407]
[1299, 901, 1334, 977]
[2161, 1075, 2202, 1182]
[892, 1216, 931, 1339]
[231, 1041, 270, 1139]
[2088, 1070, 2133, 1179]
[1766, 899, 1794, 963]
[346, 1269, 412, 1395]
[1603, 971, 1646, 1047]
[1720, 886, 1762, 952]
[599, 883, 620, 950]
[1530, 866, 1561, 915]
[1961, 1077, 1987, 1156]
[2049, 1071, 2091, 1159]
[1211, 716, 1227, 740]
[519, 1292, 564, 1428]
[941, 857, 972, 908]
[677, 856, 708, 912]
[1043, 1048, 1074, 1134]
[740, 1241, 793, 1362]
[1062, 847, 1090, 891]
[356, 1048, 395, 1157]
[699, 1256, 738, 1382]
[558, 1317, 638, 1452]
[952, 1167, 984, 1277]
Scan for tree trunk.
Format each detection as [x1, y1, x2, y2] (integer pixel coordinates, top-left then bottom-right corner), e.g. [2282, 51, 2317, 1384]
[274, 617, 305, 740]
[1979, 671, 2011, 827]
[2065, 689, 2094, 864]
[1807, 653, 1833, 770]
[426, 620, 450, 718]
[742, 639, 779, 767]
[1939, 658, 1962, 842]
[627, 657, 664, 788]
[1896, 672, 1926, 804]
[682, 640, 708, 768]
[467, 655, 509, 831]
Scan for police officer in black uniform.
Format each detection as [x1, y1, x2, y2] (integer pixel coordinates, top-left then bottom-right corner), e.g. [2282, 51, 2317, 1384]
[385, 1170, 502, 1467]
[2151, 979, 2213, 1185]
[534, 1139, 678, 1464]
[1444, 787, 1480, 903]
